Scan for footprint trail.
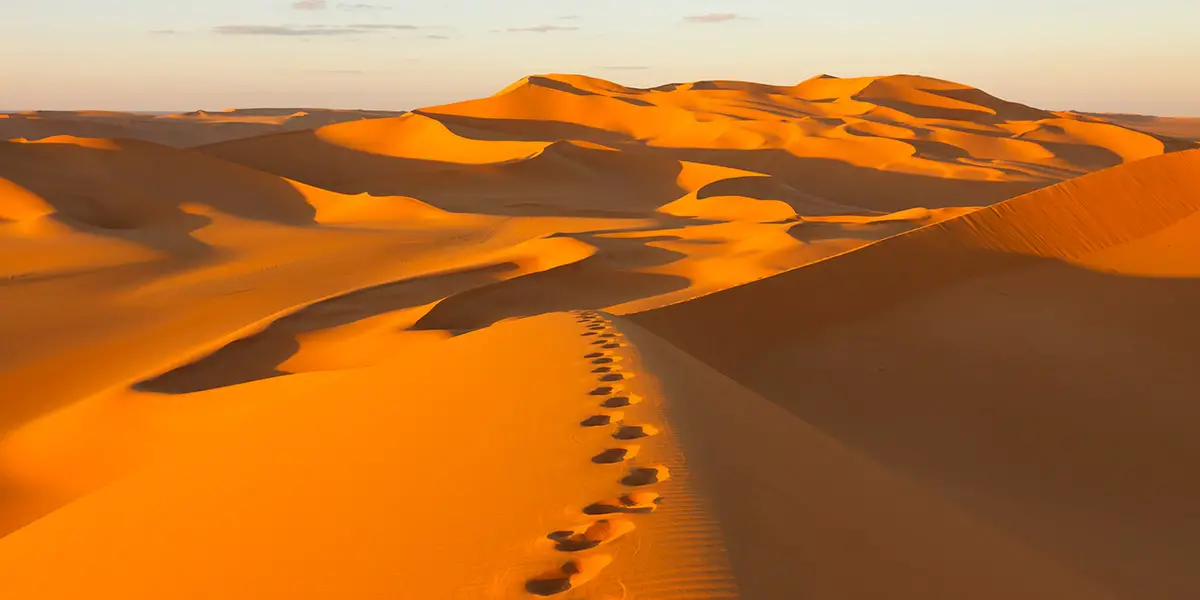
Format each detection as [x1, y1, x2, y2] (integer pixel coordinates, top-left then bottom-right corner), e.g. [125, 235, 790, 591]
[520, 312, 673, 596]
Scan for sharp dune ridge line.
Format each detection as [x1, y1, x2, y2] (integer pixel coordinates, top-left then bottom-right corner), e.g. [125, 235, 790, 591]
[0, 73, 1198, 598]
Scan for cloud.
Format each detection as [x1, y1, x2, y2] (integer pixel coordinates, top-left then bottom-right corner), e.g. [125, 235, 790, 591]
[150, 29, 179, 35]
[213, 24, 419, 36]
[292, 0, 327, 9]
[426, 34, 450, 39]
[558, 15, 580, 20]
[596, 66, 650, 71]
[339, 2, 392, 9]
[506, 25, 579, 33]
[347, 23, 418, 30]
[683, 13, 742, 23]
[215, 25, 348, 36]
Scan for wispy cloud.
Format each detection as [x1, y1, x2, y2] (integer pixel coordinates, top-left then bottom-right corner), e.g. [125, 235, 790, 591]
[683, 13, 742, 23]
[213, 24, 420, 36]
[150, 29, 179, 35]
[215, 25, 347, 36]
[292, 0, 327, 9]
[339, 2, 391, 8]
[506, 24, 579, 33]
[426, 34, 450, 39]
[596, 65, 650, 71]
[559, 15, 580, 20]
[347, 23, 418, 30]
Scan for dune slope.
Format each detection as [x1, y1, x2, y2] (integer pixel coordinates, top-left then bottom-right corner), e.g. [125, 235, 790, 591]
[0, 108, 405, 148]
[631, 148, 1200, 599]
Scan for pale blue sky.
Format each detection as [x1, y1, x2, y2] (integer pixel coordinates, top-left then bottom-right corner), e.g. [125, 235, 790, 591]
[3, 0, 1198, 114]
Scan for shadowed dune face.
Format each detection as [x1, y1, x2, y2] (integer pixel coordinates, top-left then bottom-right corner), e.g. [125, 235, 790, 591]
[0, 137, 319, 229]
[630, 149, 1200, 599]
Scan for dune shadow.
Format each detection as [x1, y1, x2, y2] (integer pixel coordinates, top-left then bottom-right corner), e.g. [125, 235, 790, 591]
[198, 122, 685, 218]
[630, 207, 1200, 597]
[413, 110, 635, 146]
[408, 254, 691, 334]
[0, 139, 326, 256]
[655, 146, 1048, 212]
[136, 262, 518, 394]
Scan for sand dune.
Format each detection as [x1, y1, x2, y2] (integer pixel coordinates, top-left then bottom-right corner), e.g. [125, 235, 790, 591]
[1, 73, 1198, 598]
[201, 73, 1194, 215]
[631, 148, 1200, 599]
[1079, 112, 1200, 141]
[0, 108, 405, 148]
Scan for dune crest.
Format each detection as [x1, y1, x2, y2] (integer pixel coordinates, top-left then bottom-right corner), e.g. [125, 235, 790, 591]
[630, 148, 1200, 599]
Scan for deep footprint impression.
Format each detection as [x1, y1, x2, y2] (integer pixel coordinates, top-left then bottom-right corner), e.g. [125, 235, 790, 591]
[592, 446, 638, 464]
[547, 519, 636, 551]
[614, 424, 659, 440]
[601, 395, 639, 408]
[621, 466, 670, 487]
[584, 492, 662, 515]
[525, 555, 614, 596]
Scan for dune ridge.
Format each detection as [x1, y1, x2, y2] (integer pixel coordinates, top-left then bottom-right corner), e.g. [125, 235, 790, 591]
[0, 108, 406, 148]
[630, 148, 1200, 599]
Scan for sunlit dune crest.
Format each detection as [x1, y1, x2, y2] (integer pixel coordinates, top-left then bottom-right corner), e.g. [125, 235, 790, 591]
[1, 73, 1198, 599]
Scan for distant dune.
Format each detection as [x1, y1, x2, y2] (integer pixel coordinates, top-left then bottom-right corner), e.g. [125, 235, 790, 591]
[1078, 111, 1200, 141]
[0, 108, 406, 147]
[200, 73, 1195, 216]
[1, 74, 1197, 599]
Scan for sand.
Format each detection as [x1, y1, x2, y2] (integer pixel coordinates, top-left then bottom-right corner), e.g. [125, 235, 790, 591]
[1079, 112, 1200, 142]
[1, 73, 1197, 599]
[0, 108, 406, 148]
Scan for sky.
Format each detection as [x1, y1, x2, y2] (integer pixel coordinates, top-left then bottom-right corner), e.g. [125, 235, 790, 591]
[2, 0, 1198, 115]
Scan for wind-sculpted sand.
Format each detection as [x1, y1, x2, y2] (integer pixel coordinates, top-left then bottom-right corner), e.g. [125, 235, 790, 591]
[1, 73, 1197, 598]
[0, 108, 406, 147]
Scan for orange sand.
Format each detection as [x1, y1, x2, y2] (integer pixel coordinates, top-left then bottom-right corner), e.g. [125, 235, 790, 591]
[1079, 112, 1200, 141]
[0, 108, 405, 148]
[1, 73, 1197, 599]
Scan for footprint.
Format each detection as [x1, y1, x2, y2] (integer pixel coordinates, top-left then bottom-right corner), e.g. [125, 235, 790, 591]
[601, 343, 622, 349]
[601, 395, 640, 408]
[592, 366, 614, 373]
[599, 333, 619, 338]
[621, 466, 670, 486]
[547, 519, 635, 551]
[584, 492, 661, 515]
[587, 325, 606, 330]
[584, 352, 605, 359]
[598, 373, 626, 382]
[614, 424, 658, 440]
[581, 412, 622, 427]
[589, 385, 618, 396]
[581, 332, 597, 337]
[526, 554, 613, 596]
[592, 446, 638, 464]
[591, 340, 609, 346]
[591, 357, 614, 364]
